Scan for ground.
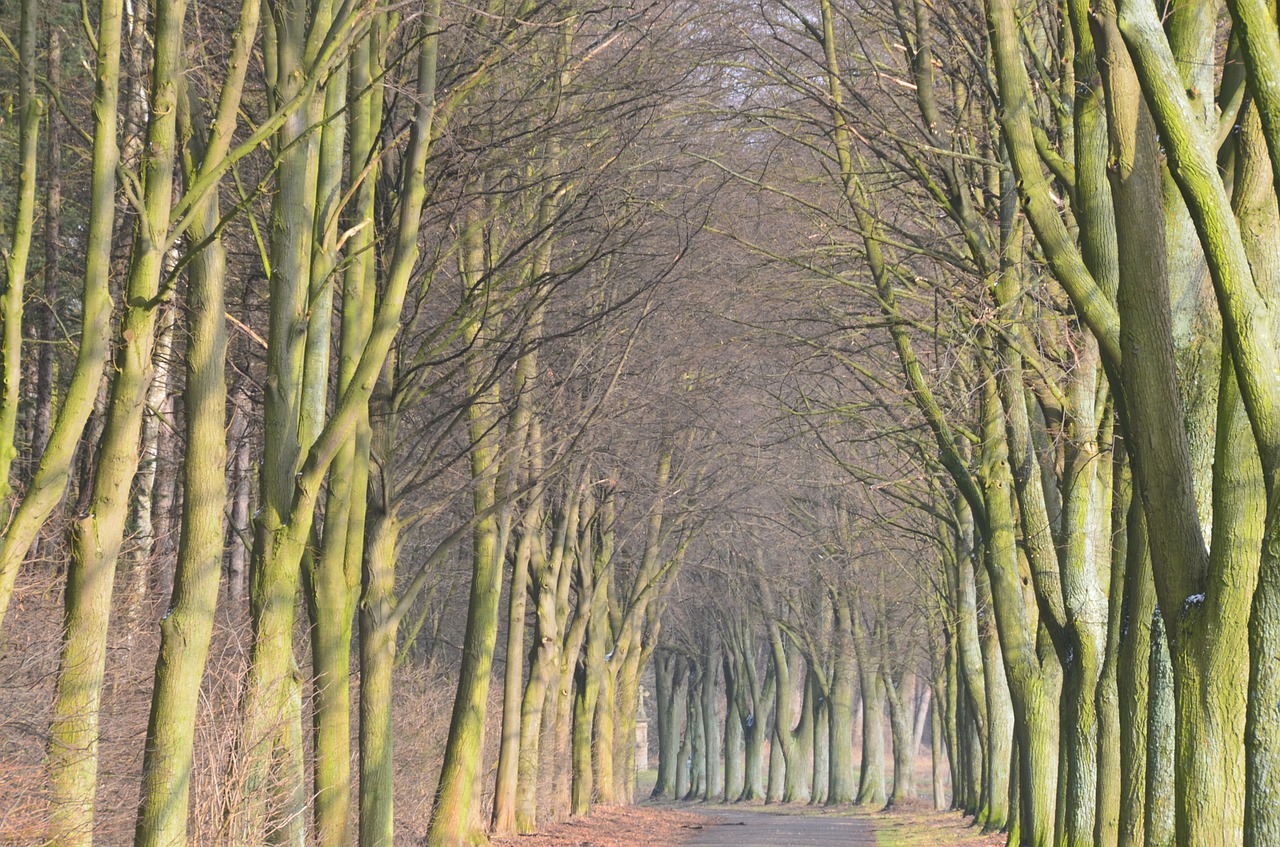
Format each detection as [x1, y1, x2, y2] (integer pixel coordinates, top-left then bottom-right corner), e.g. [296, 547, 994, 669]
[489, 805, 714, 847]
[490, 802, 1007, 847]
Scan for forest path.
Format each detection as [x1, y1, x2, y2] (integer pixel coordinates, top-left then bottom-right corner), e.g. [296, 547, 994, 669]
[684, 808, 877, 846]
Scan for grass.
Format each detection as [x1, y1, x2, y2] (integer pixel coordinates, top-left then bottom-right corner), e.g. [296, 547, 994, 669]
[862, 802, 1005, 847]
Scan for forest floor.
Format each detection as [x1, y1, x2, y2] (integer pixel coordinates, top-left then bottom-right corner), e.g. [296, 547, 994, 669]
[489, 801, 1007, 847]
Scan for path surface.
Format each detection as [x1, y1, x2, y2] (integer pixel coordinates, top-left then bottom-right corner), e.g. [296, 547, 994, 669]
[685, 809, 877, 846]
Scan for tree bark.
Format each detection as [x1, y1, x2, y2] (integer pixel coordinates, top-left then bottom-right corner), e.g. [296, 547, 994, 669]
[132, 26, 257, 832]
[48, 1, 185, 838]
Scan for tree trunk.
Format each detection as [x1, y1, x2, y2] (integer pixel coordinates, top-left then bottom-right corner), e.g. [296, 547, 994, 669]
[931, 696, 947, 810]
[782, 659, 814, 803]
[811, 677, 829, 806]
[48, 0, 185, 837]
[133, 49, 249, 836]
[1117, 502, 1153, 847]
[515, 482, 579, 831]
[855, 667, 886, 806]
[226, 389, 252, 602]
[31, 26, 60, 482]
[766, 722, 785, 803]
[0, 0, 42, 503]
[826, 591, 857, 805]
[702, 644, 723, 801]
[975, 564, 1012, 831]
[652, 652, 687, 799]
[0, 0, 120, 633]
[883, 668, 913, 805]
[1145, 613, 1174, 847]
[359, 507, 400, 847]
[723, 652, 744, 801]
[493, 500, 537, 833]
[592, 656, 618, 805]
[127, 300, 176, 610]
[910, 682, 931, 768]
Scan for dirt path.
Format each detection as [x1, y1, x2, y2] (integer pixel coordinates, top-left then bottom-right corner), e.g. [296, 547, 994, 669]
[488, 802, 1004, 847]
[685, 809, 877, 847]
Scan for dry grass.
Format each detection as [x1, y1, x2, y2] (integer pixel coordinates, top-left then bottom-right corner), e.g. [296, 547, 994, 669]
[859, 801, 1007, 847]
[0, 561, 467, 846]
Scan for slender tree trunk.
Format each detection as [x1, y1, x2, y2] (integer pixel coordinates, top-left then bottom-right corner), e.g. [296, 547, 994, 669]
[592, 654, 618, 805]
[359, 505, 400, 847]
[0, 0, 42, 503]
[226, 389, 252, 602]
[0, 0, 120, 633]
[31, 26, 61, 478]
[571, 490, 611, 814]
[1094, 457, 1131, 847]
[910, 682, 931, 768]
[766, 723, 785, 803]
[128, 300, 176, 608]
[133, 39, 253, 834]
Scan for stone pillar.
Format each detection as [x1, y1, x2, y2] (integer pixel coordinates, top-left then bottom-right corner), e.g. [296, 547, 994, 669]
[635, 718, 650, 772]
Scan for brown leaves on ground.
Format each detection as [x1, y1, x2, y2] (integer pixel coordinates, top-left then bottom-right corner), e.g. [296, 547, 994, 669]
[490, 804, 714, 847]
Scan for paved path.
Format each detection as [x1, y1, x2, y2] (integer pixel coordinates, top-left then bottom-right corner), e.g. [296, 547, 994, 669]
[684, 809, 876, 846]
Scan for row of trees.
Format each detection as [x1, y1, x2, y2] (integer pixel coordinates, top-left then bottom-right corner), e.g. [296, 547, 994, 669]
[693, 0, 1280, 845]
[642, 486, 946, 813]
[0, 0, 724, 844]
[8, 1, 1279, 847]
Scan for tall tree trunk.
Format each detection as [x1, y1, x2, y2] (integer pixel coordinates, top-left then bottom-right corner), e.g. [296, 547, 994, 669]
[427, 202, 510, 846]
[931, 694, 947, 810]
[1095, 456, 1131, 847]
[31, 26, 60, 480]
[883, 668, 913, 805]
[652, 651, 686, 799]
[0, 0, 122, 632]
[826, 591, 857, 805]
[359, 504, 400, 847]
[226, 388, 252, 602]
[0, 0, 42, 502]
[515, 480, 579, 831]
[723, 651, 744, 801]
[910, 682, 931, 768]
[48, 1, 185, 838]
[1145, 614, 1174, 847]
[702, 643, 723, 801]
[128, 300, 176, 610]
[975, 564, 1012, 832]
[855, 665, 886, 806]
[1117, 502, 1153, 847]
[688, 670, 707, 800]
[305, 56, 360, 847]
[132, 24, 256, 831]
[811, 675, 829, 806]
